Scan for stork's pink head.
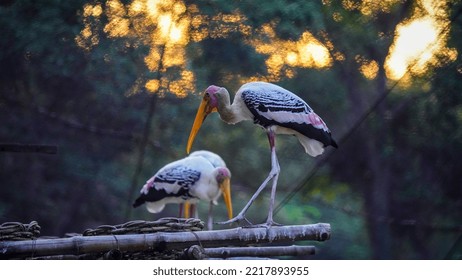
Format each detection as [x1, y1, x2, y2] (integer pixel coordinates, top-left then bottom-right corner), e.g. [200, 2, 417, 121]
[205, 85, 222, 108]
[216, 167, 231, 182]
[206, 85, 221, 94]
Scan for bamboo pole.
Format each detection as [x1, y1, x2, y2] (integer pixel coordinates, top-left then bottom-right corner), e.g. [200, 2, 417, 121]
[0, 223, 330, 259]
[197, 245, 315, 259]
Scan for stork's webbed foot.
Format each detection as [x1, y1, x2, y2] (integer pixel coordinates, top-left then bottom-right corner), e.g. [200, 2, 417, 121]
[216, 214, 253, 227]
[246, 219, 283, 229]
[217, 216, 284, 228]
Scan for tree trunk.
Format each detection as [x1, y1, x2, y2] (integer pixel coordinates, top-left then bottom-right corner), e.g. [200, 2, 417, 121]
[363, 64, 392, 259]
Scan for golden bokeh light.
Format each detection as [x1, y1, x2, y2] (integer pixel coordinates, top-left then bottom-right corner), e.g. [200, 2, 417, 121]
[76, 3, 103, 50]
[361, 61, 379, 80]
[78, 0, 195, 97]
[128, 0, 144, 15]
[341, 0, 401, 16]
[83, 3, 103, 17]
[247, 24, 332, 81]
[145, 79, 160, 92]
[386, 17, 438, 80]
[77, 1, 334, 96]
[104, 17, 130, 38]
[385, 0, 457, 81]
[356, 56, 379, 80]
[358, 0, 401, 16]
[324, 0, 456, 83]
[76, 0, 456, 95]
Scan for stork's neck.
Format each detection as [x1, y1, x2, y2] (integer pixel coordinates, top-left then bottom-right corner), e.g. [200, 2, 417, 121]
[216, 90, 241, 124]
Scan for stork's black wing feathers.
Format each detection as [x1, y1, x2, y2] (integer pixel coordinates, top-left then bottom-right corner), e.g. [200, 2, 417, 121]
[132, 165, 201, 207]
[241, 88, 337, 147]
[242, 88, 312, 114]
[154, 165, 201, 187]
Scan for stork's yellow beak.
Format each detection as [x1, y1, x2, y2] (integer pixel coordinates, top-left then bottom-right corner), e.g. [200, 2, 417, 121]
[183, 202, 191, 218]
[219, 177, 233, 220]
[187, 95, 217, 154]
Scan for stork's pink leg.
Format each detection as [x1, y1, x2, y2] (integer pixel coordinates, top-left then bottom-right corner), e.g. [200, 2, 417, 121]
[265, 137, 281, 226]
[207, 201, 214, 230]
[218, 127, 281, 227]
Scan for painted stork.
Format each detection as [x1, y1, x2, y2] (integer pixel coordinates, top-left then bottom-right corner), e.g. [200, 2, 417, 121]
[186, 81, 337, 227]
[132, 151, 233, 230]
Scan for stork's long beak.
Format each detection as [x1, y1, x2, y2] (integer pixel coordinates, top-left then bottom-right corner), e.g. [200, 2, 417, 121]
[219, 178, 233, 220]
[186, 96, 216, 154]
[183, 202, 191, 218]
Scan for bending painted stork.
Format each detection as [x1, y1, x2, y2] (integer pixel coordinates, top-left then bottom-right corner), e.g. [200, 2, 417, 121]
[132, 151, 233, 230]
[186, 81, 337, 227]
[186, 150, 229, 228]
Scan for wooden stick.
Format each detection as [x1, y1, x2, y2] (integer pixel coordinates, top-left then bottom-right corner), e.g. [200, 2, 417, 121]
[0, 223, 330, 259]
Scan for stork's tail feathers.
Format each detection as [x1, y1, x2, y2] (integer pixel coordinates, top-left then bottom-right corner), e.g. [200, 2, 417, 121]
[132, 197, 145, 208]
[133, 196, 166, 213]
[297, 135, 338, 157]
[298, 136, 325, 157]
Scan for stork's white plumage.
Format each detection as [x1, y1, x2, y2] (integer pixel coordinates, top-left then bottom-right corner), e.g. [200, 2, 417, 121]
[133, 151, 232, 229]
[186, 81, 337, 227]
[189, 150, 226, 169]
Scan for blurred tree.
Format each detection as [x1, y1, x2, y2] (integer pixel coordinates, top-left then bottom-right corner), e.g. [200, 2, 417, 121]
[317, 0, 413, 259]
[0, 0, 152, 235]
[314, 0, 462, 259]
[387, 2, 462, 258]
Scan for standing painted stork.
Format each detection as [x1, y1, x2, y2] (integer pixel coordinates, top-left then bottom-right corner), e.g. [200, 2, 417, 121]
[132, 151, 233, 230]
[186, 81, 337, 227]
